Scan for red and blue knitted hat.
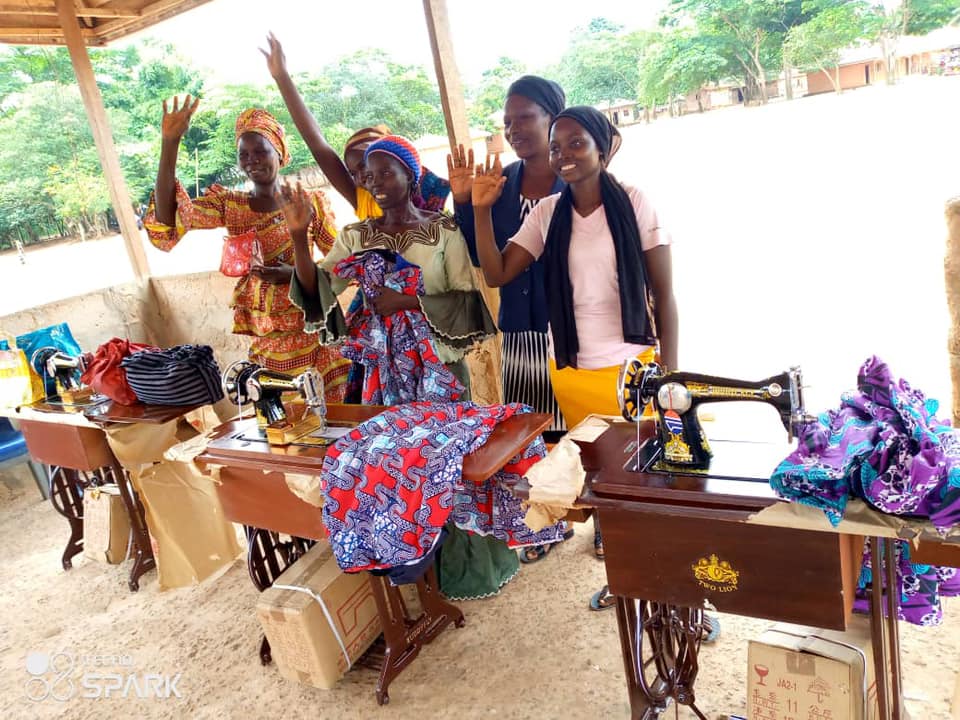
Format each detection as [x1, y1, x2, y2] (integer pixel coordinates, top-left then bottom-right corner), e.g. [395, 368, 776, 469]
[364, 135, 422, 185]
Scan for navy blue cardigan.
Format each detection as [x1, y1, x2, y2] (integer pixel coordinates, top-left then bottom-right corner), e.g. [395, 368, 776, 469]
[454, 160, 565, 333]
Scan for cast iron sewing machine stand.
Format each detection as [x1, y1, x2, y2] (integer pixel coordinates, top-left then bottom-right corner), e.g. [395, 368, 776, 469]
[578, 421, 916, 720]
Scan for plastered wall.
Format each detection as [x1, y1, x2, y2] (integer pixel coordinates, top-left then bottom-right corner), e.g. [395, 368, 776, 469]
[1, 270, 501, 411]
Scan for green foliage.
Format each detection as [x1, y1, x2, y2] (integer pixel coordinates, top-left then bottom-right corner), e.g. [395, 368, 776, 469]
[467, 57, 527, 132]
[639, 31, 731, 107]
[0, 42, 447, 247]
[552, 19, 655, 105]
[904, 0, 960, 35]
[784, 1, 873, 81]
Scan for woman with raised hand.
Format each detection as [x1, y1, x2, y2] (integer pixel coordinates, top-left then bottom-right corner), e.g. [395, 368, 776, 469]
[283, 135, 532, 602]
[144, 97, 350, 400]
[262, 33, 450, 220]
[472, 107, 687, 619]
[449, 76, 578, 563]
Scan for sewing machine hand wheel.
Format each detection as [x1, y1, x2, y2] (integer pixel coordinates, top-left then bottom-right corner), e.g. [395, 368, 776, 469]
[618, 358, 663, 422]
[222, 360, 258, 406]
[30, 346, 60, 377]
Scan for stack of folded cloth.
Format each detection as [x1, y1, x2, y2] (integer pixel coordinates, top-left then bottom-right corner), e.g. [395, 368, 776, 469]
[122, 344, 223, 406]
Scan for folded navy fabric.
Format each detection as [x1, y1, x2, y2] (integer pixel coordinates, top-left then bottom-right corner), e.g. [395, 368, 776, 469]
[121, 344, 223, 406]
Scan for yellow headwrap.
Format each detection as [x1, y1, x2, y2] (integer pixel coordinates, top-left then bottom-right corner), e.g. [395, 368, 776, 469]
[235, 108, 290, 167]
[343, 124, 391, 155]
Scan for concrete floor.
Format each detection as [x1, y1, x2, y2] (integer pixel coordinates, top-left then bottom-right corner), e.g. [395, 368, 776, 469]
[1, 463, 958, 720]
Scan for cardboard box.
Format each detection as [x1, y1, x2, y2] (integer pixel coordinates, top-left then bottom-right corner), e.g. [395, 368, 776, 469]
[747, 616, 877, 720]
[82, 484, 131, 564]
[256, 540, 382, 689]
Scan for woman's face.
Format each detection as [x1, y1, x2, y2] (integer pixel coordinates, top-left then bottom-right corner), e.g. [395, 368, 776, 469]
[365, 152, 413, 209]
[503, 95, 551, 161]
[549, 117, 602, 185]
[344, 147, 368, 187]
[237, 132, 280, 185]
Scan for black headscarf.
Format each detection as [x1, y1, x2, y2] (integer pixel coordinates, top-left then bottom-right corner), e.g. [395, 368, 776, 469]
[506, 75, 566, 118]
[543, 106, 657, 370]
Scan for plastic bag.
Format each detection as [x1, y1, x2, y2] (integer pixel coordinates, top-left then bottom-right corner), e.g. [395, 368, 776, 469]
[81, 337, 158, 405]
[219, 230, 257, 277]
[16, 323, 83, 398]
[0, 336, 32, 408]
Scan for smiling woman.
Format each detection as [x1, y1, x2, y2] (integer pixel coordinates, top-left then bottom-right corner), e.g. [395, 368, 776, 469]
[281, 134, 529, 602]
[141, 99, 351, 400]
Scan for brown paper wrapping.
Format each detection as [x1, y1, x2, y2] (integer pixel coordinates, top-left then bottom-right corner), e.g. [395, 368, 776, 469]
[136, 459, 242, 590]
[747, 498, 960, 547]
[82, 485, 131, 564]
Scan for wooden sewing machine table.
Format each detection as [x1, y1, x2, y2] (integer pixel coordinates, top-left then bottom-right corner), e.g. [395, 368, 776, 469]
[576, 420, 925, 720]
[196, 404, 552, 705]
[16, 399, 203, 591]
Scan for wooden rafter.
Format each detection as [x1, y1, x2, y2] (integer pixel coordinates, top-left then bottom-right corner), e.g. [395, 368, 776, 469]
[0, 3, 140, 17]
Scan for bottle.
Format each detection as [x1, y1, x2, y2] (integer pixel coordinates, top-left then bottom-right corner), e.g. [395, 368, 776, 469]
[0, 338, 31, 407]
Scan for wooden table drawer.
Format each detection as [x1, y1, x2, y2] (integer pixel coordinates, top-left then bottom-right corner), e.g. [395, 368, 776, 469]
[599, 507, 862, 631]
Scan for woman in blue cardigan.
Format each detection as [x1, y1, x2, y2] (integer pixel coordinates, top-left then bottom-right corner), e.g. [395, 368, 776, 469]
[449, 76, 586, 562]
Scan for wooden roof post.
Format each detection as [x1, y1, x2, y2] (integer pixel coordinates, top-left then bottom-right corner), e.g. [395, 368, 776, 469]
[422, 0, 471, 152]
[55, 0, 150, 282]
[422, 0, 502, 404]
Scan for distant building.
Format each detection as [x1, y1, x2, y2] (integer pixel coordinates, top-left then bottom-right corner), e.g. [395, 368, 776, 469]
[804, 26, 960, 95]
[594, 100, 641, 127]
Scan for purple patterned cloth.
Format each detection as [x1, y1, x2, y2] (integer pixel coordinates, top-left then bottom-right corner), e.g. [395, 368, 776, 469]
[854, 542, 960, 626]
[771, 356, 960, 625]
[333, 251, 464, 405]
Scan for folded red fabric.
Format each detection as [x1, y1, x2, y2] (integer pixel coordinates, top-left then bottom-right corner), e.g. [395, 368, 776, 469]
[81, 337, 158, 405]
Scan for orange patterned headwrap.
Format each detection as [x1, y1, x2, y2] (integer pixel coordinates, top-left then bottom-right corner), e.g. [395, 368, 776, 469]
[235, 108, 290, 167]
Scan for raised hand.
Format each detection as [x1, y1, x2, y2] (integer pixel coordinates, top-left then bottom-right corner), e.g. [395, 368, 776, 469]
[446, 144, 475, 204]
[259, 32, 288, 80]
[471, 153, 506, 208]
[161, 95, 199, 143]
[276, 181, 315, 237]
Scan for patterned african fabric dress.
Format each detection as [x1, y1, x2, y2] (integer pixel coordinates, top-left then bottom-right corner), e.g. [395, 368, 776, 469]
[332, 251, 465, 405]
[320, 402, 566, 574]
[144, 180, 350, 401]
[771, 356, 960, 626]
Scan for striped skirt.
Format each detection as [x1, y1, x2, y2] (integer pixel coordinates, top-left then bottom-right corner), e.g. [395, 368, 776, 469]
[501, 330, 565, 433]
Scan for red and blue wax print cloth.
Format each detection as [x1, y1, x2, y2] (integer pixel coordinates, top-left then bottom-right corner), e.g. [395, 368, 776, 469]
[333, 250, 463, 405]
[319, 401, 566, 572]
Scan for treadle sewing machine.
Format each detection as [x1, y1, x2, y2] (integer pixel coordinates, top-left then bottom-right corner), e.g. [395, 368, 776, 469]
[577, 360, 909, 720]
[220, 361, 337, 446]
[30, 346, 103, 408]
[616, 359, 810, 477]
[197, 399, 554, 705]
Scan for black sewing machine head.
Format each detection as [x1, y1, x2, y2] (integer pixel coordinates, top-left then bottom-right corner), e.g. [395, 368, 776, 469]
[30, 346, 92, 404]
[221, 360, 326, 443]
[617, 360, 809, 474]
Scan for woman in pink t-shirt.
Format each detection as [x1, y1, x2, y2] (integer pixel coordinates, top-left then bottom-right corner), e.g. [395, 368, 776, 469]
[472, 106, 691, 618]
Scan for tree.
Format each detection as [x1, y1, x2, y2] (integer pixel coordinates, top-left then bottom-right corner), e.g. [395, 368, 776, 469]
[639, 31, 730, 114]
[553, 19, 655, 105]
[784, 1, 874, 93]
[868, 0, 960, 84]
[664, 0, 806, 104]
[467, 57, 527, 132]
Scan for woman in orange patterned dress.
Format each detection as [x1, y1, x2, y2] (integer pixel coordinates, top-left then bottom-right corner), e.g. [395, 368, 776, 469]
[144, 97, 350, 400]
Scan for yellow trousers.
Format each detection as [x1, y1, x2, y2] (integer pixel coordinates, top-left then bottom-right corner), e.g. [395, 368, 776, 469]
[548, 348, 656, 429]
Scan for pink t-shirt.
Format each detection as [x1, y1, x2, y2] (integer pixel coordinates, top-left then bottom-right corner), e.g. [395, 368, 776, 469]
[508, 184, 670, 369]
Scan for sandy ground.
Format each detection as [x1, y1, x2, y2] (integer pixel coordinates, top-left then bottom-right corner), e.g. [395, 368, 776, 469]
[2, 75, 960, 718]
[0, 464, 958, 720]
